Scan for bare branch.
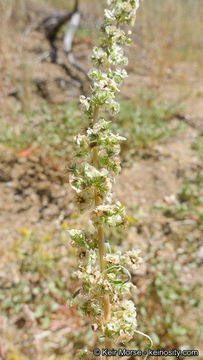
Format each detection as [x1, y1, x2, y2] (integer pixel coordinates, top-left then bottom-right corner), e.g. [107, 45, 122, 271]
[63, 11, 92, 84]
[34, 0, 89, 91]
[36, 11, 73, 62]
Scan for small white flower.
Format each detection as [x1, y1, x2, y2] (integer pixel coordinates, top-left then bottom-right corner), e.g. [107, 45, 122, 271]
[121, 249, 142, 272]
[89, 249, 97, 264]
[83, 163, 101, 178]
[104, 8, 116, 21]
[68, 229, 83, 238]
[105, 25, 117, 35]
[91, 47, 108, 67]
[80, 95, 90, 110]
[106, 253, 120, 264]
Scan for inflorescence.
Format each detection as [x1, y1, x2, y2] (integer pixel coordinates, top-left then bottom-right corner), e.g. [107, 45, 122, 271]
[68, 0, 143, 353]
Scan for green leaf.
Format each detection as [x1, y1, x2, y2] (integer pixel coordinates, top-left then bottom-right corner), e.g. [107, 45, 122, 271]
[51, 302, 59, 311]
[34, 305, 45, 319]
[48, 281, 59, 293]
[70, 288, 81, 306]
[69, 163, 77, 173]
[14, 304, 21, 312]
[42, 316, 50, 329]
[150, 332, 160, 345]
[72, 288, 81, 299]
[23, 294, 32, 302]
[13, 295, 20, 302]
[121, 267, 130, 276]
[113, 280, 123, 284]
[32, 287, 40, 295]
[104, 239, 111, 253]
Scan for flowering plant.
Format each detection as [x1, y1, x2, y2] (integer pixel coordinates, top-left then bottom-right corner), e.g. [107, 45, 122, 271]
[68, 0, 151, 358]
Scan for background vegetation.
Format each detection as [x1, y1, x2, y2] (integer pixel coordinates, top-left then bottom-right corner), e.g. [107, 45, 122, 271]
[0, 0, 202, 359]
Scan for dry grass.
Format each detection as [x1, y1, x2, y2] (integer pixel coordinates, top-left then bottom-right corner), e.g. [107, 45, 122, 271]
[136, 0, 203, 85]
[0, 0, 33, 114]
[1, 0, 202, 100]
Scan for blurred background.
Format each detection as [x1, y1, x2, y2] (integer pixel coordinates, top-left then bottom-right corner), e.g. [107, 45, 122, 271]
[0, 0, 202, 359]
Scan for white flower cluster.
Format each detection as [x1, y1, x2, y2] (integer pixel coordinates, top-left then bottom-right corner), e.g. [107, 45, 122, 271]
[68, 229, 98, 250]
[91, 201, 127, 227]
[80, 1, 140, 119]
[69, 163, 113, 210]
[106, 0, 140, 26]
[104, 300, 137, 343]
[74, 118, 126, 174]
[106, 249, 142, 273]
[68, 0, 142, 346]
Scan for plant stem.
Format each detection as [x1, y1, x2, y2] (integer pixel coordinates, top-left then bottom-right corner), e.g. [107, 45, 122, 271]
[92, 105, 112, 359]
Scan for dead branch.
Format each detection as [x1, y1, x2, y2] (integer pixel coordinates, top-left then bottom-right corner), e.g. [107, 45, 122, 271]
[56, 59, 83, 89]
[36, 11, 73, 62]
[175, 114, 203, 135]
[34, 0, 89, 90]
[35, 0, 79, 63]
[63, 11, 92, 84]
